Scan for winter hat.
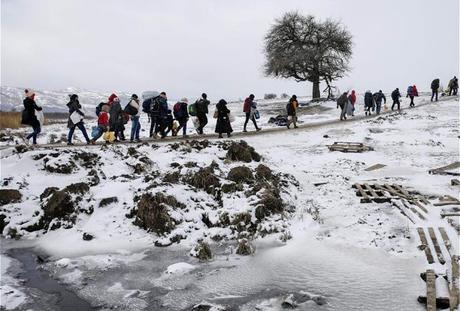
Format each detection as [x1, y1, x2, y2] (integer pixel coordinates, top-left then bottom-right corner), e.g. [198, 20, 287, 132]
[351, 90, 355, 94]
[108, 93, 118, 103]
[249, 94, 255, 99]
[292, 95, 297, 99]
[180, 97, 188, 103]
[160, 92, 166, 96]
[113, 97, 120, 102]
[70, 94, 78, 101]
[218, 99, 227, 105]
[25, 89, 35, 98]
[131, 94, 138, 99]
[202, 93, 207, 99]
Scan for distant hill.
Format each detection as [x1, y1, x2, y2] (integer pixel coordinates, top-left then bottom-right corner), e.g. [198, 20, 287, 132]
[0, 86, 132, 113]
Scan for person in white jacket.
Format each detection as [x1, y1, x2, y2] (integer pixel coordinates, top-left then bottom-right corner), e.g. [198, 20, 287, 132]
[128, 94, 141, 142]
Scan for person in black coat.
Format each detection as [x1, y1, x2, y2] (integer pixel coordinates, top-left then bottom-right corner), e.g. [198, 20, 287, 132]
[196, 93, 210, 135]
[174, 98, 189, 137]
[214, 99, 232, 138]
[391, 88, 401, 111]
[431, 79, 440, 102]
[109, 97, 125, 141]
[21, 89, 42, 145]
[67, 94, 90, 145]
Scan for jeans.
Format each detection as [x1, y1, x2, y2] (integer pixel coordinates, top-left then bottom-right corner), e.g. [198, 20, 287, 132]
[92, 126, 104, 141]
[431, 90, 438, 102]
[391, 99, 400, 111]
[26, 125, 41, 144]
[131, 116, 141, 140]
[176, 118, 188, 136]
[376, 102, 382, 114]
[68, 121, 90, 143]
[244, 112, 258, 130]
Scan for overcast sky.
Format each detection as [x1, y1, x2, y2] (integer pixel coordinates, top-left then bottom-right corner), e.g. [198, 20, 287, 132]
[2, 0, 459, 101]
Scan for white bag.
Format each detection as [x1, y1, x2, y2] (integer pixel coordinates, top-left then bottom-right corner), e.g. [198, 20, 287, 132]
[70, 111, 83, 125]
[192, 117, 200, 129]
[228, 112, 235, 123]
[36, 110, 45, 127]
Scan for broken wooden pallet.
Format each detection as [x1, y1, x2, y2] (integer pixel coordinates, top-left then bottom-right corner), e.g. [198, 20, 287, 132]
[434, 195, 460, 207]
[353, 183, 406, 203]
[428, 162, 460, 176]
[451, 179, 460, 186]
[416, 227, 454, 265]
[327, 142, 374, 153]
[448, 256, 459, 310]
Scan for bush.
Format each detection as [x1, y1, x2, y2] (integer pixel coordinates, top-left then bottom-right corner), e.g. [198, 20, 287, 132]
[227, 166, 253, 183]
[226, 141, 261, 163]
[264, 93, 277, 100]
[280, 93, 289, 99]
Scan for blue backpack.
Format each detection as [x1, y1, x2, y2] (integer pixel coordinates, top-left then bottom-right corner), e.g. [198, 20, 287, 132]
[407, 86, 414, 95]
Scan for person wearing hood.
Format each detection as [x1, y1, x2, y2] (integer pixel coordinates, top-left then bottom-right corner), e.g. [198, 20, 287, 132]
[66, 94, 90, 145]
[108, 94, 125, 141]
[286, 95, 299, 129]
[448, 76, 458, 96]
[373, 90, 386, 114]
[21, 89, 43, 145]
[215, 99, 233, 138]
[242, 94, 261, 132]
[431, 79, 440, 102]
[391, 88, 402, 111]
[364, 90, 374, 115]
[347, 90, 356, 116]
[173, 98, 189, 137]
[195, 93, 210, 135]
[128, 94, 141, 142]
[406, 85, 418, 107]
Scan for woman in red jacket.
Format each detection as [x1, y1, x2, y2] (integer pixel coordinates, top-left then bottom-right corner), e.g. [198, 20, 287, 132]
[90, 104, 110, 144]
[347, 90, 356, 116]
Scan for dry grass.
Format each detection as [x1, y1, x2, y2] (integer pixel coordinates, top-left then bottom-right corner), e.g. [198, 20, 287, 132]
[0, 112, 21, 129]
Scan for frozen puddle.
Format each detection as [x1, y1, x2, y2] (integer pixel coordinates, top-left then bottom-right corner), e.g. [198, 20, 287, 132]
[32, 235, 427, 311]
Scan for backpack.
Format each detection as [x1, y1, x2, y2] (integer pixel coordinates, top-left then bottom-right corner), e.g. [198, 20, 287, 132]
[124, 102, 138, 116]
[431, 79, 439, 90]
[95, 102, 105, 116]
[142, 99, 151, 113]
[188, 102, 197, 116]
[151, 97, 160, 113]
[173, 102, 184, 119]
[407, 86, 413, 95]
[286, 103, 294, 115]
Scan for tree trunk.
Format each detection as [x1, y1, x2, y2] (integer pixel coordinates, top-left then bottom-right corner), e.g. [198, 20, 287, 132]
[312, 80, 321, 100]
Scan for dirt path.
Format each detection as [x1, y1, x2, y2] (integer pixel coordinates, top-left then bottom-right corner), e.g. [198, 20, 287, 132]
[1, 96, 455, 151]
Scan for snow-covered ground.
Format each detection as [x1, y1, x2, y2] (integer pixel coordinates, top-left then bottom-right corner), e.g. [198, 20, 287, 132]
[0, 95, 458, 310]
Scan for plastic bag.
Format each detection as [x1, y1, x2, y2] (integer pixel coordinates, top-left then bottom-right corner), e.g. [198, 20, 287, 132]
[36, 110, 45, 127]
[91, 126, 101, 137]
[70, 111, 83, 125]
[254, 110, 260, 119]
[103, 131, 115, 143]
[228, 112, 235, 123]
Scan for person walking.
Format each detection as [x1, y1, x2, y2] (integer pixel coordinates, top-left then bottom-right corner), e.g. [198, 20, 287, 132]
[347, 90, 356, 116]
[108, 94, 125, 141]
[243, 94, 261, 132]
[215, 99, 233, 138]
[152, 92, 169, 138]
[364, 90, 374, 115]
[449, 76, 458, 96]
[21, 89, 43, 145]
[406, 85, 418, 107]
[173, 98, 189, 137]
[127, 94, 141, 142]
[286, 95, 299, 129]
[336, 92, 348, 120]
[146, 92, 166, 138]
[67, 94, 90, 145]
[195, 93, 210, 135]
[90, 104, 110, 144]
[391, 88, 401, 111]
[373, 90, 386, 114]
[431, 79, 440, 102]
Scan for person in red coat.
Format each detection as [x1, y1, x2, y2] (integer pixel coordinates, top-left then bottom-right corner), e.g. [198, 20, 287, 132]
[242, 94, 261, 132]
[90, 104, 110, 144]
[347, 90, 356, 116]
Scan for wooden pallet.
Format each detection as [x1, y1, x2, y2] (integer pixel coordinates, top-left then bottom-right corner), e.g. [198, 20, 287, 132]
[418, 269, 451, 310]
[353, 183, 410, 203]
[416, 227, 454, 265]
[434, 195, 460, 207]
[327, 142, 374, 153]
[428, 162, 460, 176]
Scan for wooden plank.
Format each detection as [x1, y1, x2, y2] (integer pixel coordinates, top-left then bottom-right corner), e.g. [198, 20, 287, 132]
[402, 200, 425, 220]
[354, 183, 371, 203]
[428, 227, 446, 265]
[382, 183, 410, 200]
[413, 200, 429, 214]
[417, 228, 434, 264]
[363, 183, 380, 198]
[429, 161, 460, 176]
[392, 184, 411, 198]
[438, 227, 453, 257]
[434, 202, 460, 207]
[426, 269, 437, 311]
[441, 213, 460, 217]
[450, 256, 459, 310]
[451, 179, 460, 186]
[364, 164, 386, 171]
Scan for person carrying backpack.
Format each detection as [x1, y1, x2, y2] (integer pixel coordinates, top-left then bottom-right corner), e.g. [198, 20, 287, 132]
[147, 92, 167, 138]
[90, 104, 110, 144]
[126, 94, 141, 142]
[449, 76, 458, 96]
[67, 94, 90, 145]
[195, 93, 210, 135]
[21, 89, 43, 145]
[174, 98, 189, 137]
[373, 90, 386, 114]
[243, 94, 261, 132]
[431, 78, 440, 102]
[286, 95, 299, 129]
[215, 99, 233, 138]
[391, 88, 401, 111]
[406, 85, 417, 107]
[364, 90, 374, 115]
[336, 92, 348, 120]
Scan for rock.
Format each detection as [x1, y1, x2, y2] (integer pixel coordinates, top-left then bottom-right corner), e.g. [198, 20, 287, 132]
[226, 140, 261, 163]
[235, 238, 255, 255]
[191, 302, 226, 311]
[40, 187, 59, 201]
[82, 232, 94, 241]
[14, 145, 29, 154]
[99, 197, 118, 208]
[73, 152, 100, 168]
[87, 169, 100, 186]
[190, 241, 212, 261]
[227, 166, 253, 183]
[255, 191, 284, 220]
[281, 294, 297, 309]
[135, 193, 184, 235]
[311, 295, 326, 305]
[42, 190, 74, 223]
[323, 134, 329, 138]
[0, 189, 22, 205]
[127, 147, 139, 157]
[64, 182, 90, 195]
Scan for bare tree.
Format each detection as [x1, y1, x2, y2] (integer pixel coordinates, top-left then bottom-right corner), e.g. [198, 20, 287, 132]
[264, 12, 353, 100]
